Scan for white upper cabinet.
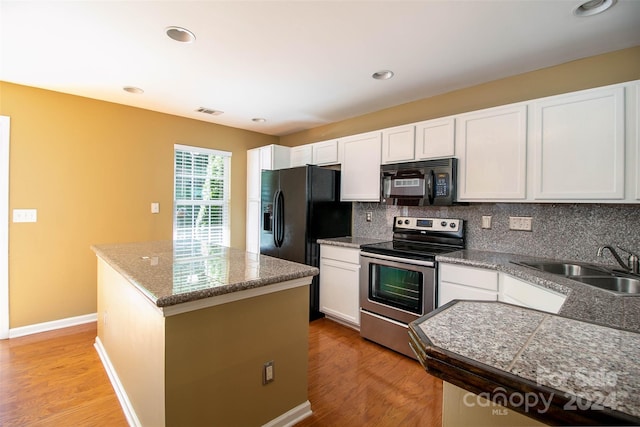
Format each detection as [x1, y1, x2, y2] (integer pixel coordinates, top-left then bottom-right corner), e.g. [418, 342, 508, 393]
[531, 85, 625, 201]
[312, 139, 340, 165]
[415, 117, 455, 160]
[381, 125, 415, 163]
[456, 104, 528, 201]
[340, 131, 382, 201]
[380, 119, 455, 164]
[289, 145, 313, 167]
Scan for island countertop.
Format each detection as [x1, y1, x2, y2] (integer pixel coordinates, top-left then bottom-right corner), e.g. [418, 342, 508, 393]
[91, 240, 319, 307]
[409, 300, 640, 426]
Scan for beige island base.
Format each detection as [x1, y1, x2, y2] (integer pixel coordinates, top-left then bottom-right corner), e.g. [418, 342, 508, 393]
[92, 241, 318, 427]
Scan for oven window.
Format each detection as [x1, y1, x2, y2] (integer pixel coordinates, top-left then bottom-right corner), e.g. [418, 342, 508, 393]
[369, 264, 423, 314]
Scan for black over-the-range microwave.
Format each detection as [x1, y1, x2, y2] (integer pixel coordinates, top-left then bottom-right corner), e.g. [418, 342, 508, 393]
[381, 158, 459, 206]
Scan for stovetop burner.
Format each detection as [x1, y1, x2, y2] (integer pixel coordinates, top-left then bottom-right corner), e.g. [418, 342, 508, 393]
[360, 216, 465, 261]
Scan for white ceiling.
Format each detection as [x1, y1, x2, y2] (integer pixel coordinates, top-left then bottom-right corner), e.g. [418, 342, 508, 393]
[1, 1, 639, 136]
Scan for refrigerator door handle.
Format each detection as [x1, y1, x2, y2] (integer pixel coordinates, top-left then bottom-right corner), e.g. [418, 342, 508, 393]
[276, 190, 285, 247]
[272, 190, 280, 248]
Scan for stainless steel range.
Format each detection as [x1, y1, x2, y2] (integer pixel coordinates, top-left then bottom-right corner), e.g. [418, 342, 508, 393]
[359, 216, 465, 359]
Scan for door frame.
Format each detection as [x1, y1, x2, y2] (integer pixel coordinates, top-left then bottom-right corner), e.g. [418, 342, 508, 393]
[1, 116, 9, 339]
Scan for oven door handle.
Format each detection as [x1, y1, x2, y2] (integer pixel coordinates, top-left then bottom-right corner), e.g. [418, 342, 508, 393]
[360, 252, 435, 267]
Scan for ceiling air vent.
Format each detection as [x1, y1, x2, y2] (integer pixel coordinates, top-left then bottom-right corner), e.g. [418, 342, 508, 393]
[196, 107, 223, 116]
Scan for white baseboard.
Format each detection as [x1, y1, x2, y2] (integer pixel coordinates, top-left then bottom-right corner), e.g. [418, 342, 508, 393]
[262, 400, 312, 427]
[9, 312, 97, 338]
[94, 337, 140, 427]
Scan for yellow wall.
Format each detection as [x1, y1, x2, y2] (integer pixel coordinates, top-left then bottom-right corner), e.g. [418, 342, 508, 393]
[1, 82, 277, 327]
[280, 46, 640, 146]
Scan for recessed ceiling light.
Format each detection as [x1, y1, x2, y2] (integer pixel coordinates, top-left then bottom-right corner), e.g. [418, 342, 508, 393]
[166, 26, 196, 43]
[123, 86, 144, 94]
[252, 118, 267, 123]
[573, 0, 616, 16]
[372, 70, 394, 80]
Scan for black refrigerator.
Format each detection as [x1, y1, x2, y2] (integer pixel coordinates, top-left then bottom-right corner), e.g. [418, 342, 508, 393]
[260, 165, 352, 320]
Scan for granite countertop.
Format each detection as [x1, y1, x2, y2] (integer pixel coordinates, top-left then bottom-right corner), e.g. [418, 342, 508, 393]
[316, 236, 388, 249]
[437, 249, 640, 332]
[409, 300, 640, 426]
[91, 240, 318, 307]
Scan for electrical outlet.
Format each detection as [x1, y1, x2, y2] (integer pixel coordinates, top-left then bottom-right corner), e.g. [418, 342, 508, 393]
[481, 215, 492, 229]
[366, 211, 372, 222]
[263, 361, 274, 385]
[509, 216, 532, 231]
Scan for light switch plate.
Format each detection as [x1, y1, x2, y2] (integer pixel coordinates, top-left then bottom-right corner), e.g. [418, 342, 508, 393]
[481, 215, 492, 229]
[151, 202, 160, 214]
[13, 209, 37, 223]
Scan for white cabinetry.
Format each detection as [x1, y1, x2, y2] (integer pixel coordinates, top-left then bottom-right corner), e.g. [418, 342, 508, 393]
[439, 263, 567, 314]
[290, 139, 340, 167]
[289, 145, 313, 167]
[380, 118, 455, 164]
[438, 263, 498, 307]
[415, 117, 455, 160]
[340, 131, 382, 201]
[319, 245, 361, 328]
[499, 274, 566, 314]
[531, 86, 625, 200]
[381, 125, 415, 163]
[246, 145, 290, 254]
[456, 104, 528, 201]
[312, 139, 340, 165]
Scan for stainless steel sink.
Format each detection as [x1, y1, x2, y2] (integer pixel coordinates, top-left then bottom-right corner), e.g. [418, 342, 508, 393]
[515, 262, 611, 277]
[572, 276, 640, 294]
[511, 261, 640, 294]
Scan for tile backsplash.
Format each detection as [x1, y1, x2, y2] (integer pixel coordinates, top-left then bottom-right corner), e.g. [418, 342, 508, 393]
[352, 202, 640, 267]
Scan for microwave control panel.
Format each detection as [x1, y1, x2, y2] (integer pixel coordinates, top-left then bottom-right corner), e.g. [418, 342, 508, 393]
[434, 172, 450, 197]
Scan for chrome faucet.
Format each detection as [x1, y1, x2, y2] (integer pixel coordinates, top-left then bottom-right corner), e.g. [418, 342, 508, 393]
[597, 245, 640, 274]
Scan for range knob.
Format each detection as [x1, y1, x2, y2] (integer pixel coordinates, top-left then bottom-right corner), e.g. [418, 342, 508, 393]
[404, 219, 410, 225]
[440, 221, 447, 227]
[397, 219, 403, 225]
[450, 222, 456, 228]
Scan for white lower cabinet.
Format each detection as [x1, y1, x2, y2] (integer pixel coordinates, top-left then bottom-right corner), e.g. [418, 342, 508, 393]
[499, 274, 566, 314]
[438, 263, 567, 314]
[319, 245, 361, 328]
[438, 263, 498, 307]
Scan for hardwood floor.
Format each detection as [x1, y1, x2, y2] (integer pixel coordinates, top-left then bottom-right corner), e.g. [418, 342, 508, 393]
[0, 318, 442, 427]
[297, 318, 442, 427]
[0, 323, 127, 427]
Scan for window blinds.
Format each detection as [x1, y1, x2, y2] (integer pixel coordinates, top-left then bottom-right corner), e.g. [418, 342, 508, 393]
[173, 144, 231, 247]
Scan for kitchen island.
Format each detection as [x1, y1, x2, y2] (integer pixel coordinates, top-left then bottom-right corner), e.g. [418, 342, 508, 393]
[409, 300, 640, 426]
[91, 240, 318, 427]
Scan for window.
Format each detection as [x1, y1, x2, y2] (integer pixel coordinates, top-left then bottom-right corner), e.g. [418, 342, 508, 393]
[174, 144, 231, 246]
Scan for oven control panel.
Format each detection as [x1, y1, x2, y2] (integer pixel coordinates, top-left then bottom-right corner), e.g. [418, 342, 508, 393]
[394, 216, 461, 232]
